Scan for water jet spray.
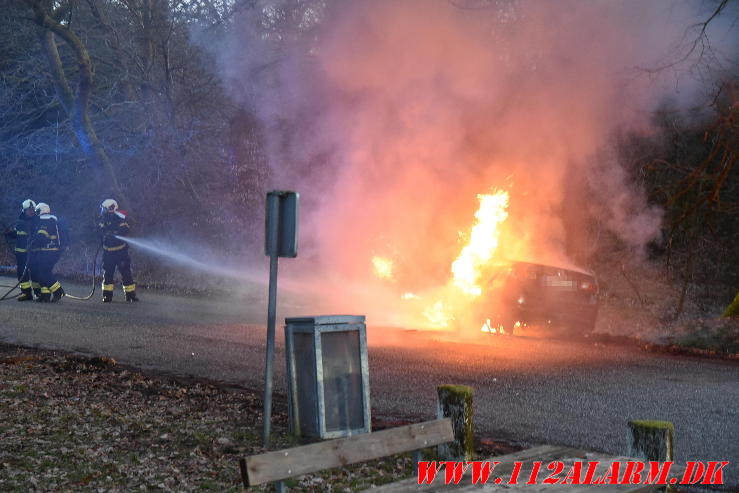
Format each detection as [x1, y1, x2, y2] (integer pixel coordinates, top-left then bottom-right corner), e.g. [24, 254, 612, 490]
[115, 236, 249, 280]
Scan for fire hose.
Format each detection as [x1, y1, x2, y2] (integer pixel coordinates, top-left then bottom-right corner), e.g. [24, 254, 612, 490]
[0, 242, 103, 302]
[64, 243, 103, 300]
[0, 262, 27, 301]
[0, 231, 23, 300]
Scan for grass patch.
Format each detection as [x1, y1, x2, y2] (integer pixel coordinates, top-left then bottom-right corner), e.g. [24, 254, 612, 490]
[671, 319, 739, 355]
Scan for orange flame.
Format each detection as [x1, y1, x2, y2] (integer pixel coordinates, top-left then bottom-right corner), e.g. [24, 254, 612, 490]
[451, 191, 510, 296]
[481, 320, 522, 334]
[372, 256, 394, 280]
[418, 189, 510, 329]
[423, 301, 452, 328]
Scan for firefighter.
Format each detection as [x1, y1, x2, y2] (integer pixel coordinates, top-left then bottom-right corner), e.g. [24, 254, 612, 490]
[29, 202, 65, 302]
[2, 199, 37, 301]
[98, 199, 138, 302]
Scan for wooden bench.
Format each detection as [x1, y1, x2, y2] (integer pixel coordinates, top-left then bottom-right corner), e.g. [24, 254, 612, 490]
[238, 418, 454, 491]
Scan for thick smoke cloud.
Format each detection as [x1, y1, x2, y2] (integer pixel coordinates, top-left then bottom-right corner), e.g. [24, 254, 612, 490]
[205, 0, 734, 326]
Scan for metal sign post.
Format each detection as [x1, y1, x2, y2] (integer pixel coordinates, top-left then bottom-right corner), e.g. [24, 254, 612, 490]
[262, 191, 299, 447]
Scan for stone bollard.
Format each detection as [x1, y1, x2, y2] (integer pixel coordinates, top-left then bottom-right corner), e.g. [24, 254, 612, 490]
[627, 420, 674, 461]
[437, 385, 474, 461]
[628, 420, 674, 492]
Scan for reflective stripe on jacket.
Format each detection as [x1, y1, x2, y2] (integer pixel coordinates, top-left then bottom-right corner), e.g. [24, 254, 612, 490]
[98, 211, 130, 252]
[31, 215, 61, 252]
[8, 213, 36, 252]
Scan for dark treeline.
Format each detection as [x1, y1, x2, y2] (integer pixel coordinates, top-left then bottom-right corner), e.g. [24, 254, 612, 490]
[1, 0, 268, 282]
[627, 91, 739, 316]
[0, 0, 736, 313]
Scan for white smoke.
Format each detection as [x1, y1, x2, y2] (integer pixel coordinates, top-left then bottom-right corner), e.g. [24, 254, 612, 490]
[193, 0, 736, 320]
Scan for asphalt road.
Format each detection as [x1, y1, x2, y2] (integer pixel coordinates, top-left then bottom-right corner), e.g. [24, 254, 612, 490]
[1, 276, 738, 489]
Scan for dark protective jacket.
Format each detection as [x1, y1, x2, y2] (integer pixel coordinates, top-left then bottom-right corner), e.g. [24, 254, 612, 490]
[3, 213, 37, 253]
[31, 214, 61, 252]
[98, 211, 130, 252]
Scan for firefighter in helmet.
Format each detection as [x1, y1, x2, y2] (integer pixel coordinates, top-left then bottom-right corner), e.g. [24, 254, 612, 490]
[3, 199, 38, 301]
[29, 202, 65, 302]
[98, 199, 138, 302]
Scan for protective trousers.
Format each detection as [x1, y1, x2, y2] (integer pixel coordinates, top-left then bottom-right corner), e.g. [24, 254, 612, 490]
[15, 252, 30, 285]
[15, 252, 34, 300]
[102, 249, 136, 300]
[30, 251, 62, 301]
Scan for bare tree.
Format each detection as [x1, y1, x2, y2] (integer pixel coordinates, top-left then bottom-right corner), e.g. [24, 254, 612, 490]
[25, 0, 129, 206]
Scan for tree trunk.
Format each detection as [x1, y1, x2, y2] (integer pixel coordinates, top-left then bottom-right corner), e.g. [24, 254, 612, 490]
[28, 0, 130, 208]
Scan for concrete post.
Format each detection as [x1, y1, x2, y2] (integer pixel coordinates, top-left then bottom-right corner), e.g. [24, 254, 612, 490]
[627, 420, 674, 461]
[437, 385, 474, 460]
[628, 420, 674, 492]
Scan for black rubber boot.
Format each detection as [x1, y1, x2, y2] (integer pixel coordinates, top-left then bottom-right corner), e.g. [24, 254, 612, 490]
[17, 288, 33, 302]
[35, 292, 51, 303]
[51, 287, 65, 302]
[102, 292, 113, 303]
[126, 291, 139, 302]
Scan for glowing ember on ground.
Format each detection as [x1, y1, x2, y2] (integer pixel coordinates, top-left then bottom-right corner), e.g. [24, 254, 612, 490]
[481, 319, 501, 334]
[481, 320, 522, 334]
[452, 190, 510, 296]
[372, 256, 394, 280]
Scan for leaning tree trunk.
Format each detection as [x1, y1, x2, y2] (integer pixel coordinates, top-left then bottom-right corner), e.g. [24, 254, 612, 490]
[28, 0, 130, 208]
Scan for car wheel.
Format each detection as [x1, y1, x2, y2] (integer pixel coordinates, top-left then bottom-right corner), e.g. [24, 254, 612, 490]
[500, 314, 518, 336]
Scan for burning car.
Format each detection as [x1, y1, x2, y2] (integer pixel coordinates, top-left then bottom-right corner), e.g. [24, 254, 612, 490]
[479, 261, 599, 336]
[374, 189, 599, 337]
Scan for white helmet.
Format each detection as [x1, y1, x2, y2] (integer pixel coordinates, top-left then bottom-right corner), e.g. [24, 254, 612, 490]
[100, 199, 118, 215]
[21, 199, 36, 212]
[35, 202, 51, 215]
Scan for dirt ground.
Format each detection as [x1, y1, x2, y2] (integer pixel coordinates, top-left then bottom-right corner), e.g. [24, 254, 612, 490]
[0, 344, 517, 492]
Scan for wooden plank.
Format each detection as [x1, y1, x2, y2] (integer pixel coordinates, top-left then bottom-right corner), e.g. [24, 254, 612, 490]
[244, 418, 454, 486]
